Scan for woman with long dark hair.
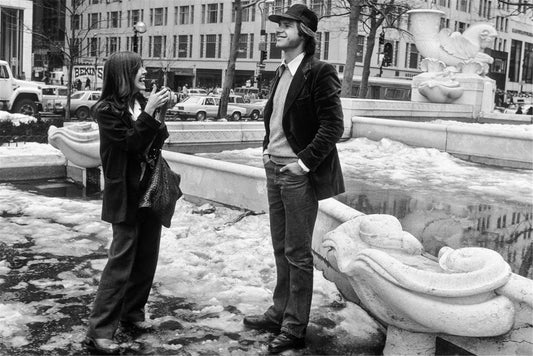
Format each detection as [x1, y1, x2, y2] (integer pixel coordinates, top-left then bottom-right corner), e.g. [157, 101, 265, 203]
[84, 51, 170, 354]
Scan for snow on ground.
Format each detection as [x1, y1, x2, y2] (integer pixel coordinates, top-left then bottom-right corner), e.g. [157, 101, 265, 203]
[1, 118, 532, 354]
[0, 184, 383, 355]
[199, 136, 533, 205]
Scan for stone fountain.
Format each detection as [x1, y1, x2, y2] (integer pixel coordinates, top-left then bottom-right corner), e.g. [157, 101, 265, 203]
[315, 214, 532, 355]
[407, 9, 498, 115]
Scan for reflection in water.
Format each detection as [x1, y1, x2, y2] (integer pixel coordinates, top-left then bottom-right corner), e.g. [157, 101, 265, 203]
[13, 177, 532, 280]
[337, 180, 533, 279]
[11, 179, 102, 201]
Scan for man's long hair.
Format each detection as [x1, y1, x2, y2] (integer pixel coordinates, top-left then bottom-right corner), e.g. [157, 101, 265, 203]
[298, 22, 316, 56]
[93, 51, 144, 115]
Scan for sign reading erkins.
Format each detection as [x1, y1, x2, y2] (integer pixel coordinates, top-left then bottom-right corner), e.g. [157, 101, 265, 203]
[73, 66, 104, 81]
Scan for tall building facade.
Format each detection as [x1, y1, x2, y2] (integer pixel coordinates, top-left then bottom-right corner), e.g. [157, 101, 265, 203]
[0, 0, 33, 79]
[32, 0, 67, 81]
[62, 0, 530, 95]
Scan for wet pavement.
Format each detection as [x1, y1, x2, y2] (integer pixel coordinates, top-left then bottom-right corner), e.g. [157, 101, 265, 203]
[0, 182, 385, 356]
[0, 233, 382, 356]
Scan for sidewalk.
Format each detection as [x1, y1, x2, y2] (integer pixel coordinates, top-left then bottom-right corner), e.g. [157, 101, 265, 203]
[0, 183, 384, 356]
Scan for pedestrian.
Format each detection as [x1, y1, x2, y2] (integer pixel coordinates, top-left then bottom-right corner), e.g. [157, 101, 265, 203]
[242, 4, 344, 354]
[60, 75, 64, 85]
[85, 77, 91, 90]
[75, 78, 82, 91]
[84, 51, 171, 355]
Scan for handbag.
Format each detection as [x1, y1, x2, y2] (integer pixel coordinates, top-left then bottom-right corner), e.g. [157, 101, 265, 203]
[139, 153, 183, 228]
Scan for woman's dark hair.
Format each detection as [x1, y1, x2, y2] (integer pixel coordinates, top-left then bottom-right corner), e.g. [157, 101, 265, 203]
[93, 51, 143, 115]
[297, 22, 316, 56]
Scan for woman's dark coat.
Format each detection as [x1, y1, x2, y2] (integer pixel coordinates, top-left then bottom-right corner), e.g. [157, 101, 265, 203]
[262, 54, 345, 200]
[96, 100, 169, 225]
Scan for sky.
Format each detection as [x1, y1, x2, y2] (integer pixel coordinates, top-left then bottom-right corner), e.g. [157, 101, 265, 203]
[0, 115, 532, 354]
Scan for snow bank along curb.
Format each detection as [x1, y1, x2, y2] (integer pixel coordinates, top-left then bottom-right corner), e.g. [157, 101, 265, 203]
[351, 116, 533, 169]
[163, 149, 532, 356]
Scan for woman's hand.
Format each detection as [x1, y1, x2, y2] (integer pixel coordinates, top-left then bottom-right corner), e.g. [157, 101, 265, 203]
[144, 86, 170, 117]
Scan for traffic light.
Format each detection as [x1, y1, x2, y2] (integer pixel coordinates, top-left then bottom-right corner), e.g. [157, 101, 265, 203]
[383, 43, 393, 67]
[260, 50, 267, 64]
[379, 32, 385, 45]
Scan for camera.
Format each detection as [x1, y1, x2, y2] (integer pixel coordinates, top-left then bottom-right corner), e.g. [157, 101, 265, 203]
[145, 79, 178, 107]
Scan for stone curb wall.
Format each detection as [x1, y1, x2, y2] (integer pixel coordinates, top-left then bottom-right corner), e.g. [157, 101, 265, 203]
[352, 116, 533, 169]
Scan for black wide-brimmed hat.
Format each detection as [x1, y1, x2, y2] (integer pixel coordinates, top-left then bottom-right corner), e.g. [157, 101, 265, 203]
[268, 4, 318, 32]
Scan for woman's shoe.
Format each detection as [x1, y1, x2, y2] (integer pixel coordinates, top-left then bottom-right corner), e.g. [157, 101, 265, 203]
[121, 320, 154, 331]
[83, 337, 120, 355]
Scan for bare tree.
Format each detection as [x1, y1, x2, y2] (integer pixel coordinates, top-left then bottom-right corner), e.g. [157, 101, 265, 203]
[358, 0, 410, 98]
[29, 0, 101, 120]
[218, 0, 247, 120]
[324, 0, 410, 97]
[340, 0, 364, 97]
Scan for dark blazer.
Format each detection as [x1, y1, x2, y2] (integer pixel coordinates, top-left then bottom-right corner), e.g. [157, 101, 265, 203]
[96, 99, 169, 225]
[263, 55, 345, 200]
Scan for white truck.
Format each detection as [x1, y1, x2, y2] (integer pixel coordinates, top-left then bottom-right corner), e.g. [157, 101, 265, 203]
[0, 60, 43, 116]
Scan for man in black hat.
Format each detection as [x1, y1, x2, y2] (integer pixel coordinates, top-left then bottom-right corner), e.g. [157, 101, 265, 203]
[243, 3, 344, 354]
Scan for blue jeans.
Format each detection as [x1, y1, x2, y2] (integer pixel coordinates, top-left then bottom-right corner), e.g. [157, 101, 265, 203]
[263, 160, 318, 338]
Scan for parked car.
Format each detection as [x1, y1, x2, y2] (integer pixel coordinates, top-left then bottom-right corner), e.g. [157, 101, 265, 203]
[167, 95, 246, 121]
[225, 94, 265, 120]
[69, 90, 100, 120]
[41, 85, 68, 114]
[187, 88, 208, 96]
[234, 87, 260, 100]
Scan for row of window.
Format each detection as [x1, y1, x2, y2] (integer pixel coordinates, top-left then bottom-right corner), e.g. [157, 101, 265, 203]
[75, 0, 338, 31]
[85, 31, 330, 61]
[476, 211, 533, 232]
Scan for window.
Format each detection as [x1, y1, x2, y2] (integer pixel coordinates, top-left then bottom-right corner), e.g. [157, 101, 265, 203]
[206, 34, 217, 58]
[73, 14, 81, 30]
[90, 37, 98, 56]
[89, 13, 99, 30]
[200, 34, 222, 58]
[269, 33, 282, 59]
[109, 37, 119, 54]
[129, 9, 142, 28]
[314, 32, 322, 59]
[177, 35, 192, 58]
[406, 43, 419, 69]
[455, 21, 466, 33]
[207, 3, 219, 23]
[509, 40, 522, 82]
[323, 32, 329, 60]
[231, 34, 254, 59]
[0, 65, 9, 79]
[355, 35, 365, 63]
[179, 6, 188, 24]
[179, 5, 193, 25]
[232, 1, 255, 22]
[523, 42, 533, 84]
[310, 0, 331, 16]
[272, 0, 292, 15]
[151, 36, 166, 57]
[458, 0, 468, 12]
[110, 11, 120, 28]
[151, 8, 167, 26]
[440, 17, 449, 30]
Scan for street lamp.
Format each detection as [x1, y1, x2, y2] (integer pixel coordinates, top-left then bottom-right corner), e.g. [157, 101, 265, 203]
[133, 21, 147, 53]
[93, 34, 99, 89]
[257, 0, 274, 92]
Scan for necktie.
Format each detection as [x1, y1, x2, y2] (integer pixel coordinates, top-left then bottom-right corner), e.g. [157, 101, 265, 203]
[276, 64, 286, 79]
